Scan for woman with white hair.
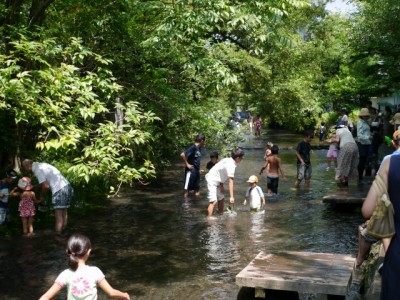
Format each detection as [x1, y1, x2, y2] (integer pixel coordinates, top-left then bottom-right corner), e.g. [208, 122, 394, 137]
[335, 125, 359, 186]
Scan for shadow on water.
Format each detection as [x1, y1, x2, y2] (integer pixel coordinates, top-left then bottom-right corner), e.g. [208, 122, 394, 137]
[0, 130, 366, 299]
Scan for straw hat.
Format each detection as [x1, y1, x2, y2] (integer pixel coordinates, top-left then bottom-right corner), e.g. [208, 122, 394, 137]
[393, 130, 400, 140]
[359, 108, 370, 117]
[390, 113, 400, 125]
[247, 175, 258, 183]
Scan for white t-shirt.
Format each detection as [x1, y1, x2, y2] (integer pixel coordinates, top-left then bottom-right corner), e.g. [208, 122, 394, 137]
[336, 128, 356, 148]
[55, 265, 105, 300]
[205, 157, 237, 186]
[32, 162, 69, 194]
[245, 186, 264, 209]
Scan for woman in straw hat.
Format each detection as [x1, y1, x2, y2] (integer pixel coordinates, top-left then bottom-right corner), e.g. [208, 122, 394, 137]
[357, 108, 372, 184]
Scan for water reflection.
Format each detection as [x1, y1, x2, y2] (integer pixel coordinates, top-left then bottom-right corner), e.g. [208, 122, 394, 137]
[0, 130, 366, 299]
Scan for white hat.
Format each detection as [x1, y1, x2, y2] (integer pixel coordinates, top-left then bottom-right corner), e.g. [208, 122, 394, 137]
[18, 177, 33, 191]
[247, 175, 258, 183]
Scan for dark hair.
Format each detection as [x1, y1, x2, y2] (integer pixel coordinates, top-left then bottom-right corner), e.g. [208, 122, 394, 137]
[195, 134, 205, 143]
[231, 147, 245, 159]
[271, 145, 279, 155]
[209, 151, 219, 159]
[304, 129, 314, 138]
[6, 169, 17, 179]
[66, 234, 91, 271]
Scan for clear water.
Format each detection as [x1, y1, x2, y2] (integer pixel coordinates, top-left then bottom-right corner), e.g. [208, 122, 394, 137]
[0, 130, 366, 299]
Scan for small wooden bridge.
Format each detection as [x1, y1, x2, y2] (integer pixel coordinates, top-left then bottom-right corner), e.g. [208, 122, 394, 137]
[236, 251, 355, 299]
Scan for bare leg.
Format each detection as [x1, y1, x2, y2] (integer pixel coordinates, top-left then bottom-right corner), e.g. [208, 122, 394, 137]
[305, 179, 311, 188]
[356, 228, 371, 266]
[194, 190, 200, 196]
[55, 208, 67, 233]
[382, 238, 392, 252]
[208, 201, 216, 216]
[294, 180, 301, 188]
[62, 208, 68, 230]
[21, 217, 28, 235]
[217, 199, 224, 214]
[27, 216, 34, 234]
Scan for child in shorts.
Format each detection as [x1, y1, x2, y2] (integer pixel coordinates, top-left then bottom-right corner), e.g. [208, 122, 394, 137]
[294, 130, 314, 188]
[259, 145, 287, 195]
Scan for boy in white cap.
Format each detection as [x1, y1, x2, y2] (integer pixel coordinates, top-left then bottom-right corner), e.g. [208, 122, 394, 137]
[243, 175, 266, 212]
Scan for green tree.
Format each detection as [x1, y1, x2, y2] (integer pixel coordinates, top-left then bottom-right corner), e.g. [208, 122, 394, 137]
[0, 31, 158, 193]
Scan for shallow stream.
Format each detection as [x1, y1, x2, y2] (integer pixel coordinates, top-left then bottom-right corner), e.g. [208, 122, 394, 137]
[0, 130, 365, 299]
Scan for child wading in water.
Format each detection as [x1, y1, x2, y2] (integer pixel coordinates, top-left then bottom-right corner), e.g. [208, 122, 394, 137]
[259, 145, 287, 195]
[326, 134, 338, 171]
[294, 130, 314, 188]
[0, 170, 18, 224]
[39, 233, 130, 300]
[243, 175, 266, 212]
[14, 177, 38, 236]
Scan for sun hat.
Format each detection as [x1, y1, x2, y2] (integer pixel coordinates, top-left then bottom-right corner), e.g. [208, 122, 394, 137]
[6, 170, 17, 179]
[393, 130, 400, 140]
[247, 175, 258, 183]
[390, 113, 400, 125]
[17, 177, 33, 191]
[359, 108, 370, 117]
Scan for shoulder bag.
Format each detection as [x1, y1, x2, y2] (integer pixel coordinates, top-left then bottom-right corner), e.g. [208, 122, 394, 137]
[366, 174, 395, 239]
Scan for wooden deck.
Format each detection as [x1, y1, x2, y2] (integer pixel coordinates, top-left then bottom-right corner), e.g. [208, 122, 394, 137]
[236, 251, 355, 298]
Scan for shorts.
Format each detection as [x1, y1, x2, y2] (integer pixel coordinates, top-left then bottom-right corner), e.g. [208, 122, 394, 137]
[267, 176, 279, 194]
[207, 182, 224, 203]
[0, 207, 9, 224]
[297, 163, 312, 181]
[184, 168, 200, 192]
[327, 150, 337, 158]
[53, 184, 74, 209]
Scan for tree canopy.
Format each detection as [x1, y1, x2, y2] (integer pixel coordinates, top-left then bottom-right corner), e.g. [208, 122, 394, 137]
[0, 0, 398, 195]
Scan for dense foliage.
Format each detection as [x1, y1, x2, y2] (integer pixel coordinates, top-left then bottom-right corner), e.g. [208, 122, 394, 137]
[0, 0, 398, 196]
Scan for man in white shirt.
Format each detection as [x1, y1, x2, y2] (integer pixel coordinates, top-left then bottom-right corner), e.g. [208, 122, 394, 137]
[22, 159, 73, 233]
[205, 148, 244, 216]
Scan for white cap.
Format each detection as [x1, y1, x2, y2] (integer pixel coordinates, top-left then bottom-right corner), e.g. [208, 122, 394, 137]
[247, 175, 258, 183]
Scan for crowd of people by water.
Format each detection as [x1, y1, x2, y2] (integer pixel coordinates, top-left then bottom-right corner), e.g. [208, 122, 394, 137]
[181, 102, 400, 299]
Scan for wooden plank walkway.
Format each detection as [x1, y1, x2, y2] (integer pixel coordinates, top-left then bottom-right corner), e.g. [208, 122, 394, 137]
[236, 251, 355, 297]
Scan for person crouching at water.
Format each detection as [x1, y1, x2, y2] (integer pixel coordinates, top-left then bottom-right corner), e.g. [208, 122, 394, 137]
[206, 148, 244, 216]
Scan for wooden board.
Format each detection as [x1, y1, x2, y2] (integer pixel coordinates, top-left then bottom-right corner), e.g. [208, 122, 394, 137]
[236, 251, 354, 296]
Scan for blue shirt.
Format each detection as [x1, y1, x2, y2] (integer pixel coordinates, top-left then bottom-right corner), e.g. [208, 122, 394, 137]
[183, 144, 202, 169]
